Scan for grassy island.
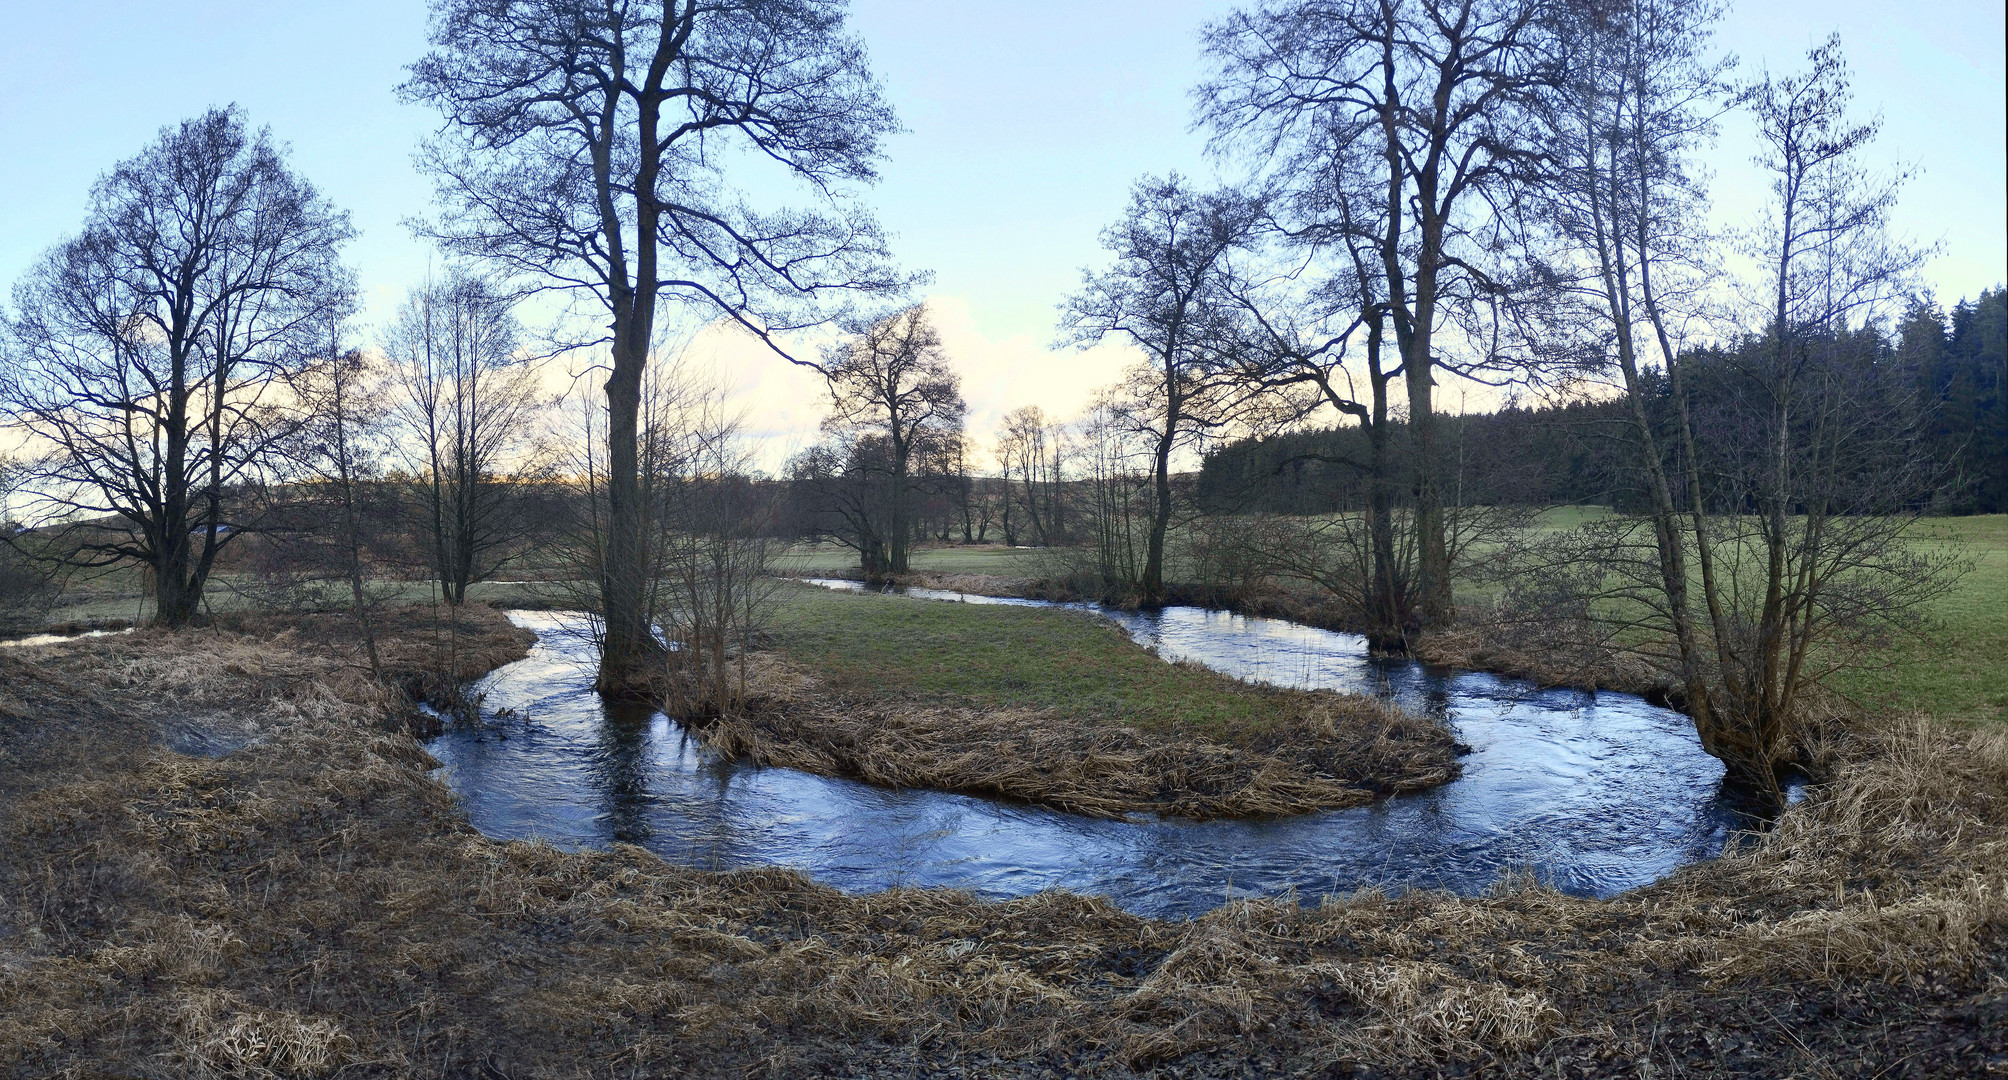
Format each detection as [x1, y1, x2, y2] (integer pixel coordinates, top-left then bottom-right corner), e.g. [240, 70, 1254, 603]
[685, 583, 1464, 819]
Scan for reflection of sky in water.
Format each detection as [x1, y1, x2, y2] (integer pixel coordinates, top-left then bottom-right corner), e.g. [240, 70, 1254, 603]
[429, 598, 1752, 919]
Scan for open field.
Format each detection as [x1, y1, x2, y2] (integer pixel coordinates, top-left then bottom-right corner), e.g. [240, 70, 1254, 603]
[34, 569, 573, 629]
[775, 540, 1055, 579]
[1828, 515, 2008, 726]
[1456, 513, 2008, 726]
[771, 582, 1315, 740]
[25, 510, 2001, 734]
[1, 608, 2001, 1077]
[775, 510, 2007, 730]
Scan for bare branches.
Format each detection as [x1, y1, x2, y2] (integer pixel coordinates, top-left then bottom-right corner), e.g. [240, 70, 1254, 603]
[402, 0, 911, 687]
[2, 107, 353, 626]
[1199, 0, 1564, 625]
[1062, 174, 1263, 601]
[796, 304, 965, 575]
[1526, 28, 1953, 806]
[383, 270, 552, 605]
[401, 0, 911, 350]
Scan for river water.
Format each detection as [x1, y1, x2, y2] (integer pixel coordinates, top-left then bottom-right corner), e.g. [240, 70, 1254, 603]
[427, 586, 1759, 918]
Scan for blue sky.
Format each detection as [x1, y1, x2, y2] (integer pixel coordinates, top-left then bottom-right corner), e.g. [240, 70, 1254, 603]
[2, 0, 2002, 455]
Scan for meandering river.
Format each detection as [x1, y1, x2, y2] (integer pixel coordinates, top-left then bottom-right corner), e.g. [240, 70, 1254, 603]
[427, 586, 1762, 918]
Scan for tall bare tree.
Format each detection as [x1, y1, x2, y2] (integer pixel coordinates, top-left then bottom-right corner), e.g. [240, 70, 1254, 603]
[1072, 400, 1159, 596]
[0, 456, 58, 634]
[809, 304, 965, 575]
[1531, 32, 1950, 804]
[641, 372, 778, 717]
[1061, 175, 1260, 603]
[1, 107, 354, 626]
[385, 272, 545, 605]
[1213, 154, 1415, 645]
[1200, 0, 1559, 625]
[1694, 38, 1937, 793]
[1535, 0, 1731, 756]
[403, 0, 909, 694]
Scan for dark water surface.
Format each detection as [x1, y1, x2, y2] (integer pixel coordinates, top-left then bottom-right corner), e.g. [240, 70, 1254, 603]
[427, 587, 1756, 918]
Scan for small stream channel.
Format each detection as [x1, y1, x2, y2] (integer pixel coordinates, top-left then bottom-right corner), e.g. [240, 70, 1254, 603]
[427, 584, 1766, 918]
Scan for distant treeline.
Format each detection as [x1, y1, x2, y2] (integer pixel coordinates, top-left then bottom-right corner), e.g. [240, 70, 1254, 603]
[1200, 289, 2007, 516]
[1902, 289, 2008, 513]
[1196, 400, 1628, 513]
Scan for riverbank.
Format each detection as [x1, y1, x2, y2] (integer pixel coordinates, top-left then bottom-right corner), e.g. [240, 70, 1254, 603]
[1, 608, 2000, 1076]
[697, 583, 1462, 819]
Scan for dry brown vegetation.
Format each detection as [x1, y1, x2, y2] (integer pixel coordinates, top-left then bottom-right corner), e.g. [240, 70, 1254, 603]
[1410, 614, 1672, 699]
[1, 608, 2003, 1078]
[696, 653, 1461, 819]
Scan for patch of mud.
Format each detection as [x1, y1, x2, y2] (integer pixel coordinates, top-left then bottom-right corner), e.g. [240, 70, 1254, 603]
[155, 710, 269, 759]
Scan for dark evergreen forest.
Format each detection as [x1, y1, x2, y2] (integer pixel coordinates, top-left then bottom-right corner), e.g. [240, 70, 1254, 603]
[1199, 289, 2007, 516]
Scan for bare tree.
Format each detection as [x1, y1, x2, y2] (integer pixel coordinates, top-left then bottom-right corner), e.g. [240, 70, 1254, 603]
[948, 434, 978, 543]
[553, 351, 778, 712]
[1, 107, 354, 626]
[648, 389, 779, 717]
[808, 304, 965, 576]
[1071, 400, 1159, 596]
[1214, 168, 1415, 645]
[1200, 0, 1560, 626]
[1531, 34, 1951, 805]
[385, 271, 546, 605]
[1533, 0, 1734, 751]
[786, 438, 891, 565]
[995, 405, 1069, 546]
[290, 317, 390, 679]
[403, 0, 910, 694]
[0, 456, 58, 634]
[1061, 175, 1261, 603]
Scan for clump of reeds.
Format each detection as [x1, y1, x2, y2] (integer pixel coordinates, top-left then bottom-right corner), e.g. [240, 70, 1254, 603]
[1633, 715, 2008, 987]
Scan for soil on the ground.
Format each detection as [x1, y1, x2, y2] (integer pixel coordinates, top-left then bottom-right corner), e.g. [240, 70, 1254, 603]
[1, 605, 2001, 1078]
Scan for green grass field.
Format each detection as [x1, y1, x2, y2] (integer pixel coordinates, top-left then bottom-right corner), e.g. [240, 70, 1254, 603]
[37, 571, 570, 626]
[1826, 515, 2007, 727]
[773, 541, 1055, 578]
[767, 581, 1297, 742]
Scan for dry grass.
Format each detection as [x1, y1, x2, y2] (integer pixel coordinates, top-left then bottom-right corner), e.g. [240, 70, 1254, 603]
[695, 653, 1461, 819]
[1, 609, 2002, 1077]
[1410, 615, 1671, 698]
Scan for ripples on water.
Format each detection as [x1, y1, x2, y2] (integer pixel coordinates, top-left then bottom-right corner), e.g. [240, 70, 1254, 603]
[427, 588, 1763, 918]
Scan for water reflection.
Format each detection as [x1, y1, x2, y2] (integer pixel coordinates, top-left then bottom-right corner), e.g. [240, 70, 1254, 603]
[428, 602, 1758, 918]
[591, 701, 660, 845]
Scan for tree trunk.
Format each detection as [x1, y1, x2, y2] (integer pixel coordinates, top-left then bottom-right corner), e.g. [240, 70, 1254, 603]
[888, 441, 911, 574]
[598, 333, 660, 697]
[154, 541, 200, 627]
[1143, 426, 1174, 604]
[1404, 346, 1449, 626]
